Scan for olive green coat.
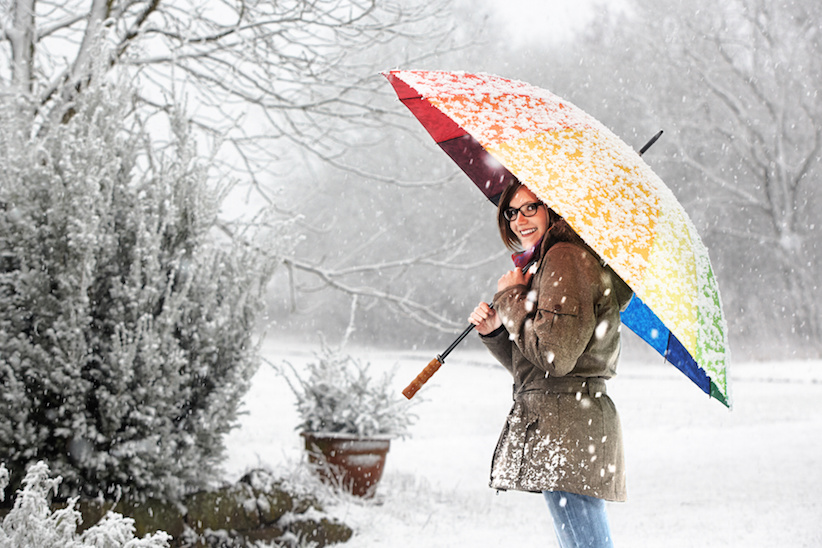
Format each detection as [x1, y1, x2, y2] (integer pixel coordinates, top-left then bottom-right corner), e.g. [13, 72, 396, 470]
[482, 235, 633, 502]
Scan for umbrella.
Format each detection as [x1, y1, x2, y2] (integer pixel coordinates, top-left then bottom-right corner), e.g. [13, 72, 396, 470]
[384, 70, 730, 408]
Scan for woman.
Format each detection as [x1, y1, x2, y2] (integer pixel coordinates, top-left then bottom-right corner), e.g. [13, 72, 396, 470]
[469, 181, 633, 548]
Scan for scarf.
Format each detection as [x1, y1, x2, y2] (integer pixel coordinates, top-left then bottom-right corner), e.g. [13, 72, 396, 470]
[512, 236, 544, 269]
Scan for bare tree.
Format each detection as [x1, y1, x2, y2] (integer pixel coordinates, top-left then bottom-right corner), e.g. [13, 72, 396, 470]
[624, 0, 822, 354]
[1, 0, 454, 193]
[1, 0, 489, 345]
[484, 0, 822, 356]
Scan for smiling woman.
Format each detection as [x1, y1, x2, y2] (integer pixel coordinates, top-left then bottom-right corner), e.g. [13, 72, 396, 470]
[385, 66, 730, 547]
[469, 178, 634, 548]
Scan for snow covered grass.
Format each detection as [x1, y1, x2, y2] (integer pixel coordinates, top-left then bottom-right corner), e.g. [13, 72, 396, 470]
[224, 339, 822, 547]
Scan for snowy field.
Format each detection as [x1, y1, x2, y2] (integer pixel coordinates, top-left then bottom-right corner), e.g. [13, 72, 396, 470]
[224, 339, 822, 547]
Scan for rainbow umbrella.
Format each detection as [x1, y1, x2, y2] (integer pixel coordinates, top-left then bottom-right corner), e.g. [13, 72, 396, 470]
[384, 70, 730, 407]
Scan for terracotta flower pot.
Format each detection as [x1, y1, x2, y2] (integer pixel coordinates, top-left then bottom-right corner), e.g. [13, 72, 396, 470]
[301, 432, 391, 498]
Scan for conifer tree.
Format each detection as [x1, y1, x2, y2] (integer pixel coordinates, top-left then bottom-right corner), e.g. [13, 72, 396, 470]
[0, 67, 277, 501]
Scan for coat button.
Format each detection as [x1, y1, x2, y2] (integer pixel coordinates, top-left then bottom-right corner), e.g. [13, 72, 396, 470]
[553, 304, 562, 312]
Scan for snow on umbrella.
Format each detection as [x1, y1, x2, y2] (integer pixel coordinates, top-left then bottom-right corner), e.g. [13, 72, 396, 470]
[384, 70, 730, 408]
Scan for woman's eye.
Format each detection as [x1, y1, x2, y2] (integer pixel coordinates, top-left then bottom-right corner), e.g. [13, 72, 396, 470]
[526, 204, 537, 212]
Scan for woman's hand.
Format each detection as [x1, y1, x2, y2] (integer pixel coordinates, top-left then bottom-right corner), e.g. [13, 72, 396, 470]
[469, 302, 502, 335]
[496, 268, 533, 293]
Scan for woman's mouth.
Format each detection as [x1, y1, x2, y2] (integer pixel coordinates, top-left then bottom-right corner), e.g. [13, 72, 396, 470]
[520, 227, 537, 237]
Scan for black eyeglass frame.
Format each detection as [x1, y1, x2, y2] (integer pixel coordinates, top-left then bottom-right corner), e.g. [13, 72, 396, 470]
[503, 201, 544, 222]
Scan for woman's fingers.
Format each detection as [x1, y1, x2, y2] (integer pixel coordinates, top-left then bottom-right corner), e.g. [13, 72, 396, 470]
[504, 266, 535, 286]
[469, 302, 491, 325]
[470, 302, 501, 335]
[498, 268, 529, 292]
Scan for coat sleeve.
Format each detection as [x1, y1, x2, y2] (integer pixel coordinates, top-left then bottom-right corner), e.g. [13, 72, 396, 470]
[480, 327, 514, 375]
[492, 243, 599, 377]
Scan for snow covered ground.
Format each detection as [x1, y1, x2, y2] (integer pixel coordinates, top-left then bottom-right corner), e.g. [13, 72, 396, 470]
[224, 339, 822, 547]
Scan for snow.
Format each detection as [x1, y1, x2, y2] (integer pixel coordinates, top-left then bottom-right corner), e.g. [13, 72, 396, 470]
[224, 339, 822, 547]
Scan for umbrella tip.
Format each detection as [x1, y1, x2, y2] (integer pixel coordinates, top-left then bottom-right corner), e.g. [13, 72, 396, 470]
[638, 130, 664, 156]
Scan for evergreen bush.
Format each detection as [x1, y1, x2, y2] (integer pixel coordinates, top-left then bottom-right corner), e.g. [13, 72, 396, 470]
[0, 71, 278, 501]
[283, 346, 415, 438]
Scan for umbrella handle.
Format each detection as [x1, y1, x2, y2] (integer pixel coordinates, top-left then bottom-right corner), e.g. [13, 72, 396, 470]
[402, 357, 443, 399]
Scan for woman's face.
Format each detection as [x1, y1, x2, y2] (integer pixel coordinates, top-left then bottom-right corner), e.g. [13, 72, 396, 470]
[507, 186, 549, 250]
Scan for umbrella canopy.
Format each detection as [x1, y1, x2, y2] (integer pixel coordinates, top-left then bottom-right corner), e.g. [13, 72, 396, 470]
[385, 70, 730, 408]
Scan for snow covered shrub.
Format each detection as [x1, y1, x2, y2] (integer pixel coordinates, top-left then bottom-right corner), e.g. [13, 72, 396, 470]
[283, 346, 415, 438]
[0, 71, 277, 501]
[0, 461, 170, 547]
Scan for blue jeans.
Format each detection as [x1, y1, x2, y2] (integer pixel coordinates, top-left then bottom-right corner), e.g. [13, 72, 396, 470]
[542, 491, 614, 548]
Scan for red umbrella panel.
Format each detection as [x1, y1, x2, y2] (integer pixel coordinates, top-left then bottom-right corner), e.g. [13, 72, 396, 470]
[386, 72, 518, 205]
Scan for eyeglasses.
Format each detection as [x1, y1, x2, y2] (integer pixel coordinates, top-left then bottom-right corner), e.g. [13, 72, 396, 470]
[503, 201, 543, 222]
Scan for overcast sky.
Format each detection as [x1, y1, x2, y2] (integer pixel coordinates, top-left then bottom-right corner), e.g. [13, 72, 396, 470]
[485, 0, 629, 45]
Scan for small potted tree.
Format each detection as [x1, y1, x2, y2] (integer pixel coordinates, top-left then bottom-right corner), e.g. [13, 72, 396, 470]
[282, 345, 414, 498]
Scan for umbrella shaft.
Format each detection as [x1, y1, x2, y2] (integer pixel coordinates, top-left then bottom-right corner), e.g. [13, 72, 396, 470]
[440, 324, 476, 362]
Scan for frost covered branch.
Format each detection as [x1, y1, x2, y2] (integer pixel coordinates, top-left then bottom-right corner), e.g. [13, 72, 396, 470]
[0, 462, 171, 548]
[216, 218, 504, 333]
[1, 0, 456, 189]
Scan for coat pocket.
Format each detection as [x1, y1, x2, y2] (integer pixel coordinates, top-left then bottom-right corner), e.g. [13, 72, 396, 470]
[537, 293, 580, 326]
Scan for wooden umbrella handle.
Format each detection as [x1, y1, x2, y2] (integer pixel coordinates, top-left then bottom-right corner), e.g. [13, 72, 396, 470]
[402, 357, 443, 399]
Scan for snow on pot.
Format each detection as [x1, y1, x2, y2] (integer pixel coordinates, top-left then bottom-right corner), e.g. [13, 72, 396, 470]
[280, 344, 415, 498]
